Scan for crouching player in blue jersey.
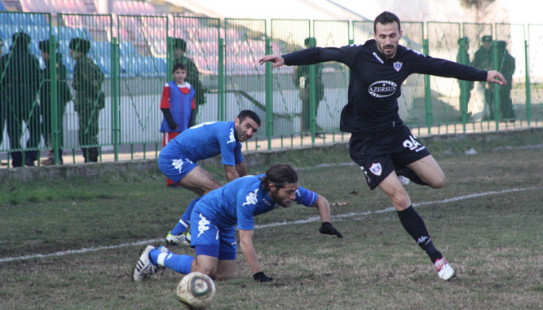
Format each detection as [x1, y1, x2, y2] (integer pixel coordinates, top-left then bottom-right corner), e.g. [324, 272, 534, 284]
[133, 163, 342, 282]
[159, 110, 261, 246]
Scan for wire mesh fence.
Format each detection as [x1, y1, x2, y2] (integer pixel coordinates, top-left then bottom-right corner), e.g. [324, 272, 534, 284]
[1, 12, 542, 168]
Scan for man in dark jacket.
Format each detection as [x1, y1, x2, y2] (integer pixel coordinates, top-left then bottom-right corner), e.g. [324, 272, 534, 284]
[1, 32, 42, 167]
[39, 39, 72, 165]
[495, 41, 516, 120]
[69, 38, 105, 163]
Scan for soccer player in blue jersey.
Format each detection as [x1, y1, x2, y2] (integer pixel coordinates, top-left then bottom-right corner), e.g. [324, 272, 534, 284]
[259, 11, 507, 281]
[160, 110, 261, 246]
[133, 163, 342, 282]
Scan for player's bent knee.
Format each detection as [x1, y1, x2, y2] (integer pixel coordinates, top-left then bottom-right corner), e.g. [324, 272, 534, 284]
[214, 269, 234, 281]
[193, 265, 217, 279]
[429, 175, 446, 189]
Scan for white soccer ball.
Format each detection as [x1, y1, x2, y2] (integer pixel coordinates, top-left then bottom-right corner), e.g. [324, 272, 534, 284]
[176, 272, 216, 309]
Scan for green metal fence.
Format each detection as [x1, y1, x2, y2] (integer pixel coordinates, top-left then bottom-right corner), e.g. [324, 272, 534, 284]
[1, 12, 542, 168]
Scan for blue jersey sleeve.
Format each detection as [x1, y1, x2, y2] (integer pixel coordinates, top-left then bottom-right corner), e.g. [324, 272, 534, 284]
[218, 123, 239, 166]
[295, 186, 318, 207]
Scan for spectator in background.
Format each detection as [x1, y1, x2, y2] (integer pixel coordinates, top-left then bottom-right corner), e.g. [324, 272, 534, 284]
[293, 37, 324, 135]
[39, 39, 72, 166]
[159, 63, 195, 186]
[456, 37, 474, 119]
[172, 38, 205, 120]
[69, 38, 105, 163]
[1, 32, 42, 167]
[472, 35, 493, 120]
[496, 40, 516, 121]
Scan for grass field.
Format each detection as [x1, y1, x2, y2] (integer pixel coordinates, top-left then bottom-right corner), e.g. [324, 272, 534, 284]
[1, 132, 543, 309]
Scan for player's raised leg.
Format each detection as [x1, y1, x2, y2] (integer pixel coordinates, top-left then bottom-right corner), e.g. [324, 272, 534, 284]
[405, 155, 446, 189]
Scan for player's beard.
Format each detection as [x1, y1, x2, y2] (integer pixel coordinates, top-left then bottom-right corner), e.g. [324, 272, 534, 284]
[235, 127, 248, 142]
[379, 43, 397, 58]
[269, 189, 292, 208]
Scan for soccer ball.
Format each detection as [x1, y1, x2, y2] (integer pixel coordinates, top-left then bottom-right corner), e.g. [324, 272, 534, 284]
[176, 272, 216, 309]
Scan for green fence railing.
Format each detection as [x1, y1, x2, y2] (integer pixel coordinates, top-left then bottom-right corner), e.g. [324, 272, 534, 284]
[1, 11, 543, 168]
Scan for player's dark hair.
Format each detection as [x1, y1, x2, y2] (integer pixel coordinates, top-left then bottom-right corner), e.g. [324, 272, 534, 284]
[172, 63, 186, 73]
[373, 11, 401, 33]
[237, 110, 261, 126]
[260, 163, 298, 192]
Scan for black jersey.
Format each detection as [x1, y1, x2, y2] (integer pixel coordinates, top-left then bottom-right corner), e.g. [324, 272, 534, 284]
[282, 39, 488, 133]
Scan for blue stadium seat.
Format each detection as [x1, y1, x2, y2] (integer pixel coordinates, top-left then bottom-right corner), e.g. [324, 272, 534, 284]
[31, 14, 48, 26]
[90, 41, 111, 58]
[0, 12, 11, 24]
[96, 56, 111, 77]
[119, 56, 136, 77]
[119, 41, 137, 57]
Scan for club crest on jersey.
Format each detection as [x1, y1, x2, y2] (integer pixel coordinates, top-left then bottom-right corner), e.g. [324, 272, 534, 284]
[393, 61, 402, 72]
[369, 163, 382, 176]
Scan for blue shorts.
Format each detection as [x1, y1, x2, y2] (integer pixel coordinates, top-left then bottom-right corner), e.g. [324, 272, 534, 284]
[157, 153, 198, 183]
[190, 210, 237, 260]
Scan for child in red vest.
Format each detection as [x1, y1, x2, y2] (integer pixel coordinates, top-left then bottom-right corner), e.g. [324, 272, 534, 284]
[160, 63, 196, 186]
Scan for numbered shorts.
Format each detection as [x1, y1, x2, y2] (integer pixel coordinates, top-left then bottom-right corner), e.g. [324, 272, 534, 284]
[349, 124, 430, 190]
[189, 209, 237, 260]
[157, 153, 198, 183]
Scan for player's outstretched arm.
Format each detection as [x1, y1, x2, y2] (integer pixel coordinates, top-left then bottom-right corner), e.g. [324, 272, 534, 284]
[487, 70, 506, 85]
[258, 55, 285, 68]
[314, 195, 343, 238]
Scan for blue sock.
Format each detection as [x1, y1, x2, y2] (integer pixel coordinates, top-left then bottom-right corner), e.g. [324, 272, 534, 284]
[170, 219, 189, 236]
[171, 198, 199, 235]
[172, 197, 198, 233]
[151, 248, 194, 274]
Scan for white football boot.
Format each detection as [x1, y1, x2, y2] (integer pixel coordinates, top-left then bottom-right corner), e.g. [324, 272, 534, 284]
[133, 245, 156, 282]
[166, 230, 191, 246]
[133, 245, 169, 281]
[434, 257, 455, 281]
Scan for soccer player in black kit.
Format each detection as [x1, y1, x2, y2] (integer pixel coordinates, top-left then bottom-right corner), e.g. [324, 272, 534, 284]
[259, 11, 506, 281]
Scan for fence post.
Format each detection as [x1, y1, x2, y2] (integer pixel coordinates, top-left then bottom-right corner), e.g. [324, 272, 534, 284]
[524, 39, 531, 125]
[423, 38, 432, 134]
[218, 37, 225, 121]
[48, 34, 60, 164]
[492, 40, 500, 129]
[112, 37, 119, 161]
[308, 38, 316, 143]
[265, 36, 273, 150]
[458, 38, 468, 132]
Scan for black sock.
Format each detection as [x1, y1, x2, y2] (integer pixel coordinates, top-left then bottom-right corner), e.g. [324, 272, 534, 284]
[396, 167, 428, 186]
[397, 206, 442, 262]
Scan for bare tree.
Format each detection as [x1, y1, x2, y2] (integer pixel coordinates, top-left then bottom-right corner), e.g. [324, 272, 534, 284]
[459, 0, 497, 22]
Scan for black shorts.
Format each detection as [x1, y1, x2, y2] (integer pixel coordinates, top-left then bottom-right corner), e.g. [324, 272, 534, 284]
[349, 125, 430, 190]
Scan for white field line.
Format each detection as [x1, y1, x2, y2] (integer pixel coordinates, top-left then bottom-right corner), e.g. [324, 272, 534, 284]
[1, 186, 541, 264]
